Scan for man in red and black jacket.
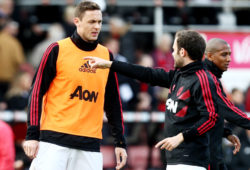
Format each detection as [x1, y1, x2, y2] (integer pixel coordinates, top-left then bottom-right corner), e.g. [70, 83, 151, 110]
[204, 38, 250, 170]
[86, 30, 220, 170]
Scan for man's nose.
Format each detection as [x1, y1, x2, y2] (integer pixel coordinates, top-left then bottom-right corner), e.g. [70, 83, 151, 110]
[94, 23, 101, 29]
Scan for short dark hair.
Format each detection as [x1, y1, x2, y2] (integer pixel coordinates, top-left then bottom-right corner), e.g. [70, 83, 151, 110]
[176, 30, 206, 61]
[74, 1, 101, 19]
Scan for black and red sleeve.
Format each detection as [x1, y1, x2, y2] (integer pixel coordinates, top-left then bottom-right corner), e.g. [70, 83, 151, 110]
[104, 52, 126, 148]
[111, 60, 175, 88]
[183, 70, 219, 141]
[209, 72, 250, 129]
[26, 42, 59, 140]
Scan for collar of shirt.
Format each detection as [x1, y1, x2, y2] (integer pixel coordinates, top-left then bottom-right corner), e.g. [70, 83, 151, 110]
[179, 61, 203, 77]
[204, 58, 223, 78]
[70, 31, 98, 51]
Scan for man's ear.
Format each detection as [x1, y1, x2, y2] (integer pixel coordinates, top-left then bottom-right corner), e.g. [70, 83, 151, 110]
[73, 17, 79, 27]
[180, 48, 186, 57]
[206, 52, 214, 61]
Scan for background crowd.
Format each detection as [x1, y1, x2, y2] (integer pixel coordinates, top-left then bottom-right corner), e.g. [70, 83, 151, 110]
[0, 0, 250, 170]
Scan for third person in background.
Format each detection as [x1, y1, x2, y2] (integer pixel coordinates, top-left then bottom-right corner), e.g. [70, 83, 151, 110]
[204, 38, 250, 170]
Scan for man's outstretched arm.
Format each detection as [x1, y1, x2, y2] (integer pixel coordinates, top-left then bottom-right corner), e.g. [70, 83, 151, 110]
[85, 56, 175, 88]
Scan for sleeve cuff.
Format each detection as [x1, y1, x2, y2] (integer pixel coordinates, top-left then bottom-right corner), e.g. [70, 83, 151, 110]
[114, 135, 127, 149]
[182, 129, 198, 142]
[25, 126, 40, 140]
[223, 127, 233, 138]
[110, 61, 119, 70]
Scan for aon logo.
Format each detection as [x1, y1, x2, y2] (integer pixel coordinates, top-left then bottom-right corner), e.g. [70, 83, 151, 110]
[166, 98, 178, 113]
[70, 86, 98, 103]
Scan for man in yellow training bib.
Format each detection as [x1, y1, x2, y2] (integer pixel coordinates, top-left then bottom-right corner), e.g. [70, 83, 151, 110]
[23, 1, 127, 170]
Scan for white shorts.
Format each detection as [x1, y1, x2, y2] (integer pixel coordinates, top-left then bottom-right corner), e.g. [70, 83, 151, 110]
[30, 142, 103, 170]
[167, 164, 206, 170]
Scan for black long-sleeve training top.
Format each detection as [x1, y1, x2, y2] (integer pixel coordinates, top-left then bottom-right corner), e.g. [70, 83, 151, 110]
[204, 58, 250, 170]
[25, 31, 126, 151]
[110, 60, 219, 168]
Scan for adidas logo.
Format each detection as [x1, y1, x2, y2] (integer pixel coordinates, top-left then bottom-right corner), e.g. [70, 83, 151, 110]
[79, 61, 96, 73]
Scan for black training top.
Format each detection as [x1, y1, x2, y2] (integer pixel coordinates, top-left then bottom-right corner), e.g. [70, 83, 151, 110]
[111, 60, 219, 168]
[204, 58, 250, 170]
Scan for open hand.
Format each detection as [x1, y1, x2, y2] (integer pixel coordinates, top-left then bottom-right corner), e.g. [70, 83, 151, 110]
[155, 133, 184, 151]
[23, 140, 39, 159]
[115, 147, 127, 170]
[227, 134, 241, 155]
